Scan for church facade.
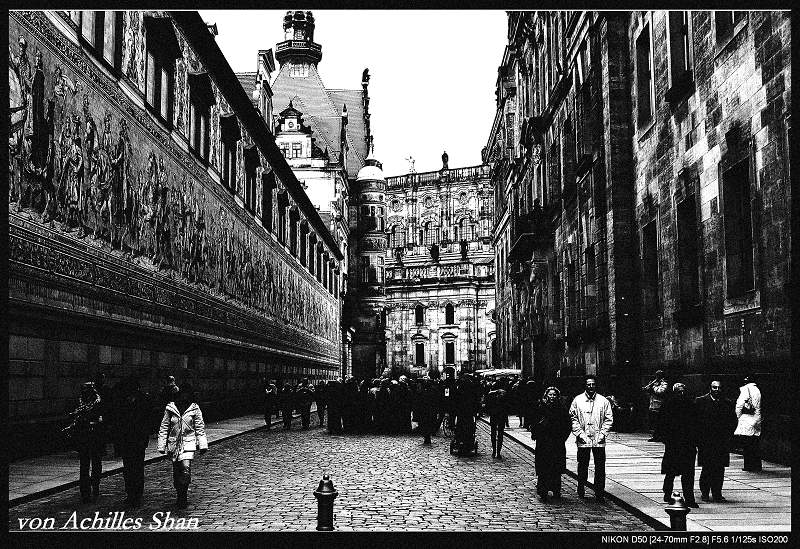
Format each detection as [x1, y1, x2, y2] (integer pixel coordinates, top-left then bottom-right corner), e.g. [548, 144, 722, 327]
[384, 157, 496, 376]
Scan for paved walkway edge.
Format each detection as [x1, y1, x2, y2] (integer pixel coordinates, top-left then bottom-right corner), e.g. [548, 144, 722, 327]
[479, 417, 671, 531]
[8, 411, 305, 508]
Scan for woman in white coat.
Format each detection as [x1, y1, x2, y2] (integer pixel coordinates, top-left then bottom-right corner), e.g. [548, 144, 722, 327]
[733, 375, 762, 472]
[158, 384, 208, 508]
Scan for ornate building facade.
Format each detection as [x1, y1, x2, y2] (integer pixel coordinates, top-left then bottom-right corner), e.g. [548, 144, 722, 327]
[8, 10, 345, 458]
[489, 11, 791, 462]
[236, 11, 379, 378]
[384, 158, 495, 376]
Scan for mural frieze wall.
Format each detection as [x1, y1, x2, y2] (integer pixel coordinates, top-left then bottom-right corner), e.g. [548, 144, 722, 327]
[8, 12, 340, 356]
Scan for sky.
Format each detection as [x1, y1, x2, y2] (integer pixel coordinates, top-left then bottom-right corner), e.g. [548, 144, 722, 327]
[200, 10, 508, 178]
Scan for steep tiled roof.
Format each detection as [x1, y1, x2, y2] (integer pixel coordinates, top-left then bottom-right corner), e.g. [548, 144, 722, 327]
[271, 64, 367, 179]
[329, 88, 369, 173]
[235, 72, 258, 106]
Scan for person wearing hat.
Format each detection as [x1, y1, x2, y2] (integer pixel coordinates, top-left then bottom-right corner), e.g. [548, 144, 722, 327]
[642, 370, 669, 442]
[660, 382, 699, 507]
[64, 381, 105, 503]
[532, 386, 572, 501]
[157, 384, 208, 509]
[734, 374, 762, 472]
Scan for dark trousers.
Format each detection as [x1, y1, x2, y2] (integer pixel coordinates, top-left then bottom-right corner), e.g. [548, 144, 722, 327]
[172, 460, 191, 502]
[490, 415, 506, 455]
[264, 401, 275, 427]
[282, 408, 293, 429]
[300, 407, 311, 429]
[576, 447, 606, 497]
[317, 405, 326, 426]
[79, 442, 103, 500]
[328, 408, 342, 434]
[649, 409, 664, 440]
[120, 444, 146, 503]
[740, 436, 762, 472]
[699, 465, 725, 498]
[664, 470, 696, 504]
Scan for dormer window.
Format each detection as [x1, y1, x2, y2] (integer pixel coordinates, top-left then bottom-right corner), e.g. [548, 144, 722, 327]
[188, 72, 214, 162]
[144, 16, 180, 126]
[220, 114, 241, 194]
[78, 11, 123, 72]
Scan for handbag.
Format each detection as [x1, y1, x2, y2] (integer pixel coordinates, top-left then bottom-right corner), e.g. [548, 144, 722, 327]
[741, 387, 755, 415]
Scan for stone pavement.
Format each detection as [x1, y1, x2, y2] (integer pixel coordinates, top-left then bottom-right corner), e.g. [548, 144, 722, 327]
[496, 417, 792, 532]
[9, 409, 307, 505]
[9, 414, 650, 531]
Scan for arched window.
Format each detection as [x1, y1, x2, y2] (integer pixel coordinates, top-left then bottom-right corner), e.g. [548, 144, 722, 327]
[415, 305, 424, 325]
[445, 303, 455, 325]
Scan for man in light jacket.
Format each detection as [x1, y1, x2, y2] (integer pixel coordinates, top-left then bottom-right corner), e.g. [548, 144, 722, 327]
[569, 375, 614, 502]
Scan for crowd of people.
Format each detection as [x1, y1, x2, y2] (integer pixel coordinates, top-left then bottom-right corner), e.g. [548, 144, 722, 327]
[61, 367, 764, 511]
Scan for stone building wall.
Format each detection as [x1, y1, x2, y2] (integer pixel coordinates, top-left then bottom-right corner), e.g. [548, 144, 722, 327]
[8, 11, 343, 458]
[629, 11, 791, 461]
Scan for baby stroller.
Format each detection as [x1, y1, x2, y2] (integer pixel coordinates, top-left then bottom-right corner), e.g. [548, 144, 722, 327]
[450, 412, 478, 456]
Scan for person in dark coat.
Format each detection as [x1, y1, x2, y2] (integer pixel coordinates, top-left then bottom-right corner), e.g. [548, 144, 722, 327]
[63, 381, 105, 503]
[264, 378, 278, 429]
[327, 379, 344, 434]
[417, 378, 440, 445]
[295, 378, 315, 429]
[314, 381, 327, 427]
[485, 379, 509, 459]
[532, 387, 572, 501]
[453, 374, 481, 447]
[279, 383, 295, 430]
[661, 383, 699, 507]
[695, 380, 737, 502]
[113, 376, 152, 507]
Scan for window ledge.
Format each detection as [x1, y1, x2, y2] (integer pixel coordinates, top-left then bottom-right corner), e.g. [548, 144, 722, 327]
[723, 290, 760, 315]
[637, 119, 656, 142]
[715, 19, 749, 60]
[665, 71, 695, 106]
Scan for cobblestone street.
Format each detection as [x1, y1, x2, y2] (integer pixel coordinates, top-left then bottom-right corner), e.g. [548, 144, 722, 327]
[10, 417, 650, 531]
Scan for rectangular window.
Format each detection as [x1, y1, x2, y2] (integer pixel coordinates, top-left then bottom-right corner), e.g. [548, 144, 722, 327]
[635, 23, 653, 128]
[280, 143, 290, 158]
[677, 195, 700, 306]
[222, 141, 237, 193]
[642, 220, 659, 313]
[722, 159, 754, 297]
[262, 172, 274, 231]
[289, 219, 298, 256]
[102, 11, 116, 65]
[445, 342, 455, 365]
[145, 50, 174, 124]
[415, 343, 425, 366]
[308, 237, 315, 274]
[668, 11, 692, 86]
[291, 142, 302, 159]
[190, 102, 211, 161]
[299, 230, 307, 266]
[552, 270, 561, 320]
[81, 11, 97, 45]
[567, 262, 577, 323]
